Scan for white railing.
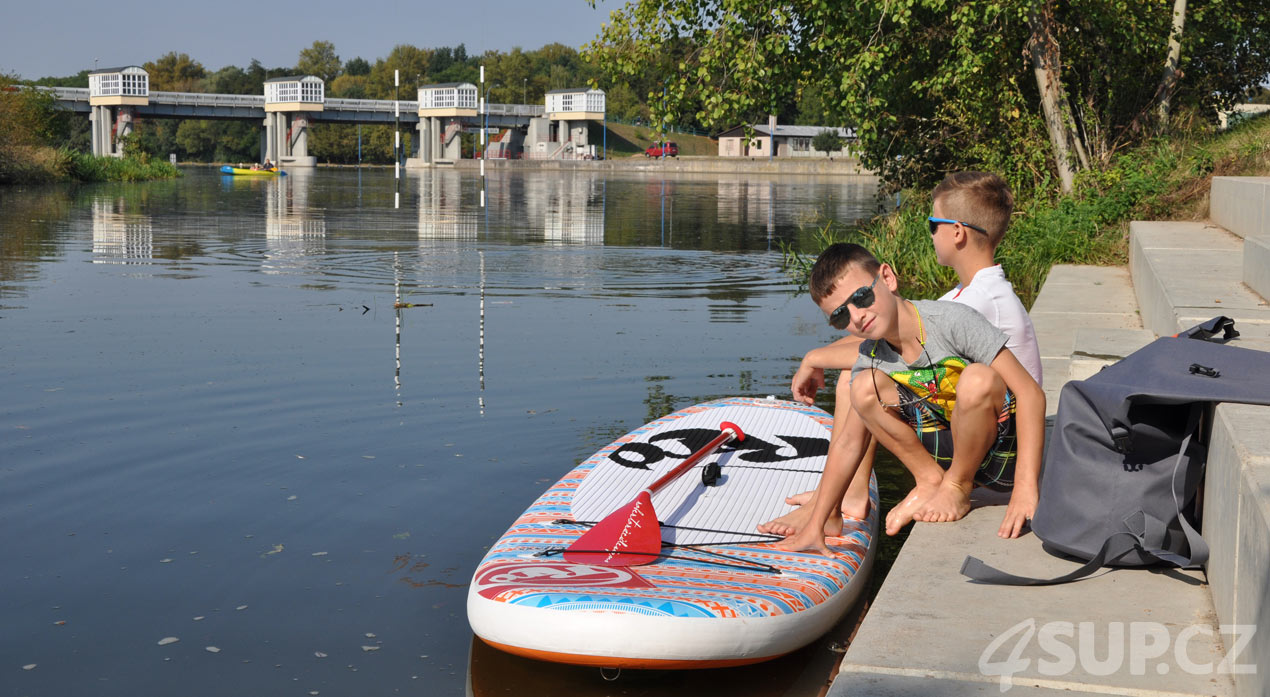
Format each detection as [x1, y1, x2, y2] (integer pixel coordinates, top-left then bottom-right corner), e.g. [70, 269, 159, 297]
[325, 98, 419, 113]
[45, 87, 540, 119]
[151, 91, 264, 107]
[44, 87, 89, 100]
[486, 103, 545, 117]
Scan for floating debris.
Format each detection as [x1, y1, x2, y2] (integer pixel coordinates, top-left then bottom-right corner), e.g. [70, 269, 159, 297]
[158, 637, 180, 646]
[206, 646, 221, 653]
[287, 495, 297, 501]
[23, 664, 36, 671]
[193, 616, 205, 621]
[54, 621, 66, 626]
[263, 544, 284, 557]
[160, 558, 173, 564]
[312, 551, 328, 557]
[364, 633, 376, 639]
[236, 605, 248, 611]
[361, 646, 380, 652]
[314, 651, 328, 659]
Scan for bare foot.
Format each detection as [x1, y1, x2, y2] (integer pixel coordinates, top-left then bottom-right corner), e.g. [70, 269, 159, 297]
[757, 503, 843, 538]
[785, 489, 871, 522]
[916, 480, 973, 524]
[885, 483, 937, 536]
[784, 490, 815, 507]
[774, 524, 834, 556]
[840, 486, 871, 522]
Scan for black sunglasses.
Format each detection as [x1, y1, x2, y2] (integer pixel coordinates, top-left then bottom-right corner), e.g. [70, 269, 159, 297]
[927, 217, 988, 235]
[827, 274, 880, 329]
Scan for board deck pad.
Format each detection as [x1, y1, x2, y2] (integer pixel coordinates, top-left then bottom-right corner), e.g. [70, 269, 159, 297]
[467, 397, 878, 668]
[572, 401, 831, 545]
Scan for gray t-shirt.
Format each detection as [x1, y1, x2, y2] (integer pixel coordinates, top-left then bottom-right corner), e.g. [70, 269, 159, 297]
[850, 300, 1009, 420]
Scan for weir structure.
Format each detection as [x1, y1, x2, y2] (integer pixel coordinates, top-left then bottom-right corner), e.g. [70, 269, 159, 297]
[51, 66, 605, 167]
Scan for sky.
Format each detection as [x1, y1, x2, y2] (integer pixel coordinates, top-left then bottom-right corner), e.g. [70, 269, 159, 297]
[1, 0, 617, 80]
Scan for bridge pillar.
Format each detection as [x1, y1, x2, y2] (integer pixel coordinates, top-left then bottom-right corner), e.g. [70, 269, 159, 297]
[286, 112, 316, 167]
[406, 120, 428, 169]
[263, 114, 277, 163]
[115, 106, 135, 154]
[90, 106, 115, 157]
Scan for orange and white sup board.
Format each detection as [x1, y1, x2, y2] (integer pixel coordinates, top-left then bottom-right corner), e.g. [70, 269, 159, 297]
[466, 397, 877, 669]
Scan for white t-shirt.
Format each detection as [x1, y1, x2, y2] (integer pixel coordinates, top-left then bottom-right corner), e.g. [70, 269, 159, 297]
[939, 265, 1044, 387]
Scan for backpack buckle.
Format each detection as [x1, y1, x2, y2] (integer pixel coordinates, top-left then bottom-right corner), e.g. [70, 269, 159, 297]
[1188, 363, 1220, 378]
[1111, 426, 1133, 453]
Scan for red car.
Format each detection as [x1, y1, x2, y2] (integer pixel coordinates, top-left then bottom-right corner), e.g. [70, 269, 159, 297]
[644, 142, 679, 158]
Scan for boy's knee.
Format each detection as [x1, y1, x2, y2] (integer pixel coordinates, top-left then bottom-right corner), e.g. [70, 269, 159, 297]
[956, 364, 1005, 408]
[848, 370, 886, 414]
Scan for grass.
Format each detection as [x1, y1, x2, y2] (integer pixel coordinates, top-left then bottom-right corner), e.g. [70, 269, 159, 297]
[1, 145, 182, 184]
[784, 114, 1270, 308]
[598, 122, 718, 158]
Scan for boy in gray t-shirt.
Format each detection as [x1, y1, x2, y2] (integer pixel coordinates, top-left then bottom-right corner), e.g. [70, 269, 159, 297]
[767, 243, 1044, 555]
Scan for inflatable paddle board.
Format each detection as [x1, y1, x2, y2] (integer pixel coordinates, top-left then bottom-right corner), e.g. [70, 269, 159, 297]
[467, 397, 878, 669]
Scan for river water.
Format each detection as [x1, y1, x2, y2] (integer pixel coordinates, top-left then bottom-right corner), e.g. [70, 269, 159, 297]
[1, 167, 891, 696]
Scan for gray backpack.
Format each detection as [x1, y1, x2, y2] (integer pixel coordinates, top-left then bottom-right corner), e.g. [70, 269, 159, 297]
[962, 317, 1270, 585]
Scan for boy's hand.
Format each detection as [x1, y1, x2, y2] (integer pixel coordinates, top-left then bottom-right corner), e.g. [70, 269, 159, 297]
[998, 487, 1038, 539]
[791, 363, 825, 405]
[774, 525, 834, 557]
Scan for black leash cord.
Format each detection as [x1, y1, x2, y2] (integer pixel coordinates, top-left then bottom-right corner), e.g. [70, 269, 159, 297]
[552, 518, 784, 546]
[534, 546, 781, 574]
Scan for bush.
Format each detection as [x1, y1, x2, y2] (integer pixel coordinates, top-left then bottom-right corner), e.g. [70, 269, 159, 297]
[811, 129, 843, 155]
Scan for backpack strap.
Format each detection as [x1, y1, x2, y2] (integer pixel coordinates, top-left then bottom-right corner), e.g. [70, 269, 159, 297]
[961, 406, 1206, 585]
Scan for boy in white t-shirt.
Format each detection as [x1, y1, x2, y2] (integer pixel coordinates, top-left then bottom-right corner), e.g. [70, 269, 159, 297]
[760, 171, 1042, 540]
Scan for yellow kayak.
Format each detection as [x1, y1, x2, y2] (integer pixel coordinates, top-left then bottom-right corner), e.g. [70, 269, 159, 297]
[220, 166, 286, 176]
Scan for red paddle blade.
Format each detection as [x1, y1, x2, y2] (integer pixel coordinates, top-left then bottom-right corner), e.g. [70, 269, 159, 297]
[563, 491, 662, 566]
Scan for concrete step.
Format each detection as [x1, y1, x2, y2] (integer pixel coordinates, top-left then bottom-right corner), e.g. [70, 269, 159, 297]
[1129, 220, 1270, 338]
[1210, 176, 1270, 240]
[1067, 327, 1156, 382]
[1208, 176, 1270, 303]
[1244, 234, 1270, 301]
[1028, 265, 1143, 414]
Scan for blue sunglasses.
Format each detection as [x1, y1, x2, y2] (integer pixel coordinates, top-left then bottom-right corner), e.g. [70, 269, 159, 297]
[927, 217, 988, 235]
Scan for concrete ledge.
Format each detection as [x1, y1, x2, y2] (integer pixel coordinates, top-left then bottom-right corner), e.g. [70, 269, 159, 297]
[1244, 235, 1270, 301]
[1209, 176, 1270, 240]
[1129, 221, 1270, 338]
[1203, 400, 1270, 697]
[830, 504, 1232, 697]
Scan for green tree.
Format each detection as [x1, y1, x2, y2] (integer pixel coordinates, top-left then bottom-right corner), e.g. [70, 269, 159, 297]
[344, 57, 371, 76]
[144, 52, 207, 92]
[297, 40, 342, 82]
[585, 0, 1270, 193]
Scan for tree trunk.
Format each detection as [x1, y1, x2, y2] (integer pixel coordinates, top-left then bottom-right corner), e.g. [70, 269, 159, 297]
[1027, 3, 1077, 194]
[1156, 0, 1187, 127]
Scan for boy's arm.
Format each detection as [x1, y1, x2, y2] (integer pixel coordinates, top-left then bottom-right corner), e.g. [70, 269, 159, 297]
[776, 393, 871, 555]
[989, 348, 1045, 539]
[791, 335, 865, 405]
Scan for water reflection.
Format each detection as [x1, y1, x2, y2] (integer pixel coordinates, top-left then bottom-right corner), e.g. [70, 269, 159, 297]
[523, 173, 605, 244]
[264, 171, 326, 273]
[419, 170, 479, 240]
[91, 198, 153, 264]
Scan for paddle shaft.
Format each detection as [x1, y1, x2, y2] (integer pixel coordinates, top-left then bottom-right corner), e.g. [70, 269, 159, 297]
[642, 424, 740, 496]
[563, 421, 745, 566]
